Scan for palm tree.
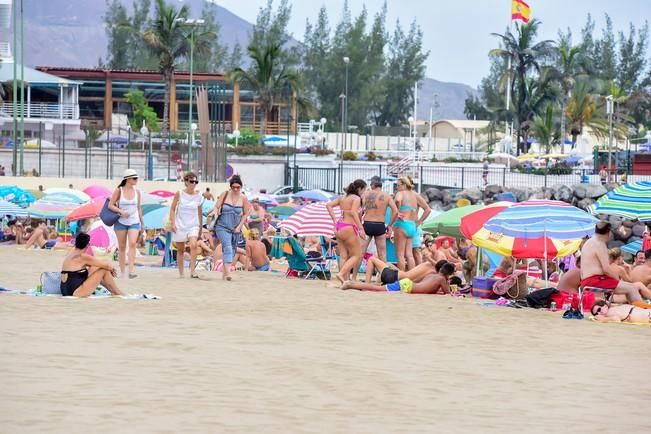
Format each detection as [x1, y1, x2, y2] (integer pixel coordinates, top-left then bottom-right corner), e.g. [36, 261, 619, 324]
[490, 19, 556, 154]
[565, 80, 607, 145]
[230, 41, 304, 136]
[555, 40, 585, 146]
[143, 0, 189, 132]
[533, 105, 557, 154]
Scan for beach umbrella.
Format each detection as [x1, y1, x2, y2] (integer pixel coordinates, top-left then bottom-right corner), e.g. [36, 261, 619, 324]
[65, 196, 108, 222]
[201, 199, 215, 216]
[150, 190, 175, 198]
[249, 193, 279, 206]
[140, 191, 167, 205]
[0, 185, 35, 207]
[269, 205, 298, 219]
[459, 201, 516, 239]
[142, 203, 166, 216]
[83, 185, 111, 199]
[621, 239, 642, 256]
[88, 220, 118, 249]
[292, 189, 335, 202]
[472, 231, 583, 259]
[26, 189, 45, 199]
[0, 199, 28, 217]
[280, 203, 341, 237]
[143, 206, 170, 229]
[44, 188, 90, 203]
[422, 204, 483, 237]
[587, 181, 651, 222]
[26, 199, 78, 219]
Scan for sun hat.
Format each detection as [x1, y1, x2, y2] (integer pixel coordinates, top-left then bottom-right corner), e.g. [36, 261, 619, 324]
[122, 169, 138, 179]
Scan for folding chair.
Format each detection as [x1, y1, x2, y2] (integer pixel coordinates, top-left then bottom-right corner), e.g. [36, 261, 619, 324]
[284, 237, 330, 279]
[578, 286, 613, 312]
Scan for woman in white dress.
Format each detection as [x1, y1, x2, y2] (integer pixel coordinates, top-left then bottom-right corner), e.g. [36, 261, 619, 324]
[109, 169, 144, 279]
[169, 172, 203, 278]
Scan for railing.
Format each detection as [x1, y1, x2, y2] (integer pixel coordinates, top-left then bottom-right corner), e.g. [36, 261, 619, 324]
[0, 102, 78, 120]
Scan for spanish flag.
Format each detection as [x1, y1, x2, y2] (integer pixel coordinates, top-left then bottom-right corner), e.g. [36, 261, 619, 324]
[511, 0, 531, 23]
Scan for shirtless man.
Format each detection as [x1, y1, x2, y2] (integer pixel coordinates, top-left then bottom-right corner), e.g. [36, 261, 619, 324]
[557, 256, 582, 293]
[591, 300, 651, 323]
[424, 238, 446, 263]
[343, 262, 455, 294]
[608, 248, 632, 282]
[439, 238, 462, 269]
[23, 221, 55, 249]
[245, 229, 270, 271]
[633, 250, 646, 268]
[364, 253, 448, 285]
[361, 176, 397, 262]
[630, 250, 651, 288]
[580, 222, 651, 307]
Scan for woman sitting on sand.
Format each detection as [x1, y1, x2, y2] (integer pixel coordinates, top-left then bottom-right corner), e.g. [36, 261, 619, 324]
[591, 300, 651, 322]
[327, 179, 367, 284]
[60, 233, 124, 297]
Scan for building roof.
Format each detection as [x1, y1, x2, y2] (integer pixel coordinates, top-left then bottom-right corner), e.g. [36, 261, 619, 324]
[433, 119, 490, 130]
[0, 62, 80, 87]
[36, 66, 226, 83]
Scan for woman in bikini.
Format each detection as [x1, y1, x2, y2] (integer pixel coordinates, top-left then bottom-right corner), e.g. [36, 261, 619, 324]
[389, 176, 430, 271]
[327, 179, 367, 285]
[207, 175, 250, 281]
[60, 233, 124, 297]
[591, 300, 651, 323]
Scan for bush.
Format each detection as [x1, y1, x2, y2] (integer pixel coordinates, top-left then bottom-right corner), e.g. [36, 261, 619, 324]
[342, 151, 358, 161]
[230, 145, 266, 155]
[311, 147, 334, 156]
[227, 128, 260, 146]
[271, 147, 295, 156]
[366, 151, 377, 161]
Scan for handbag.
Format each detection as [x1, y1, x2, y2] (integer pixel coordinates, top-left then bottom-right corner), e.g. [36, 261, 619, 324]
[40, 272, 62, 295]
[99, 197, 120, 226]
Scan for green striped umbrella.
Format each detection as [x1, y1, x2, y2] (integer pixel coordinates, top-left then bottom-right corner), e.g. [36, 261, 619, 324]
[421, 205, 483, 237]
[588, 181, 651, 221]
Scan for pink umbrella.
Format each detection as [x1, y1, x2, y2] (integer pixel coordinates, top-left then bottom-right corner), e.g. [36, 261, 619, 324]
[280, 203, 342, 237]
[83, 185, 112, 199]
[88, 221, 118, 249]
[150, 190, 175, 198]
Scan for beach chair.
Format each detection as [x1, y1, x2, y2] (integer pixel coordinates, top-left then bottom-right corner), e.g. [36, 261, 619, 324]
[284, 237, 330, 280]
[577, 285, 613, 312]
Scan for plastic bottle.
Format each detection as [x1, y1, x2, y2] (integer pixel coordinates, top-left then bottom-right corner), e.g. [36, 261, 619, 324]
[550, 301, 557, 311]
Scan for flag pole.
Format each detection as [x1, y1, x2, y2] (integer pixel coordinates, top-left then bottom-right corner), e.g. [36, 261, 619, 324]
[505, 3, 513, 155]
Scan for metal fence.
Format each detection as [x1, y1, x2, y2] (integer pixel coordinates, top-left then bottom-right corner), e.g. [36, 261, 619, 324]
[287, 163, 651, 194]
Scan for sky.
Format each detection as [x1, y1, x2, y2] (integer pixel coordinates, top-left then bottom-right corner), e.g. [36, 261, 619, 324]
[215, 0, 651, 88]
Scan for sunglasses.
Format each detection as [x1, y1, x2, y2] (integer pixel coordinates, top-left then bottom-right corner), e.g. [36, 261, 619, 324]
[130, 177, 138, 181]
[186, 180, 199, 184]
[593, 306, 603, 315]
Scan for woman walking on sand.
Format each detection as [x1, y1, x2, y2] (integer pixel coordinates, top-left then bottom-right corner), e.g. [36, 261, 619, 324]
[327, 179, 367, 285]
[109, 169, 144, 279]
[207, 175, 250, 281]
[170, 172, 203, 278]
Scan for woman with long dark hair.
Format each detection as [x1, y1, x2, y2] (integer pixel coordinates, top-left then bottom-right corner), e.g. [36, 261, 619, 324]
[108, 169, 144, 278]
[327, 179, 367, 285]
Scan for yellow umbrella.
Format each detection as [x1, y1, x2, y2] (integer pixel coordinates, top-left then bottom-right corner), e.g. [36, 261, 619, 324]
[472, 227, 582, 259]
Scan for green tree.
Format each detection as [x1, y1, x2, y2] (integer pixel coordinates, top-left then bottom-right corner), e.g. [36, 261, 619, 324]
[303, 6, 331, 108]
[103, 0, 130, 67]
[616, 22, 649, 92]
[224, 41, 245, 71]
[490, 19, 556, 153]
[125, 89, 159, 132]
[187, 2, 227, 73]
[230, 42, 303, 136]
[533, 104, 557, 154]
[554, 33, 585, 146]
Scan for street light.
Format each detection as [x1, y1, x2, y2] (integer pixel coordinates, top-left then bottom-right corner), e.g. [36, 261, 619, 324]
[339, 93, 345, 192]
[319, 117, 327, 148]
[606, 95, 614, 175]
[175, 17, 205, 174]
[343, 56, 350, 154]
[141, 121, 150, 180]
[233, 128, 240, 147]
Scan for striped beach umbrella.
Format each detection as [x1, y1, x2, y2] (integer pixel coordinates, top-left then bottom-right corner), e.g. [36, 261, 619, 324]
[83, 185, 112, 199]
[280, 203, 341, 237]
[0, 199, 28, 217]
[422, 204, 483, 237]
[472, 229, 583, 259]
[65, 196, 107, 222]
[44, 188, 90, 203]
[459, 201, 516, 239]
[0, 185, 35, 207]
[26, 199, 78, 219]
[588, 181, 651, 221]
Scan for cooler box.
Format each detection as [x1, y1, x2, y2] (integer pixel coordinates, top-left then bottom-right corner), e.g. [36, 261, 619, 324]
[472, 276, 498, 299]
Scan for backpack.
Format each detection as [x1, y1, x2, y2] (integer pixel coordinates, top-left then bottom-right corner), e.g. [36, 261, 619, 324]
[526, 287, 558, 309]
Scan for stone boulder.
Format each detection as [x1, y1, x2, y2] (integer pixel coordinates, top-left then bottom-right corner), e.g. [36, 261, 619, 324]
[632, 223, 648, 237]
[441, 190, 453, 205]
[584, 184, 607, 199]
[455, 188, 482, 204]
[613, 225, 633, 242]
[607, 240, 625, 249]
[423, 187, 442, 202]
[608, 216, 623, 230]
[428, 200, 444, 210]
[555, 185, 573, 202]
[621, 219, 637, 228]
[575, 198, 594, 210]
[485, 184, 503, 197]
[528, 187, 546, 200]
[573, 185, 587, 199]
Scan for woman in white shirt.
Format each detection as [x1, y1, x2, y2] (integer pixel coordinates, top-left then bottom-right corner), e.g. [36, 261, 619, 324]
[109, 169, 144, 279]
[170, 171, 203, 278]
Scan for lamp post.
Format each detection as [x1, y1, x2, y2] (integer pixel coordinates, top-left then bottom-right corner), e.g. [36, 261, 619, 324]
[141, 122, 150, 180]
[408, 116, 415, 158]
[233, 128, 240, 147]
[606, 95, 614, 176]
[126, 124, 131, 168]
[319, 117, 327, 148]
[339, 93, 345, 192]
[176, 18, 205, 173]
[190, 122, 197, 174]
[343, 56, 350, 154]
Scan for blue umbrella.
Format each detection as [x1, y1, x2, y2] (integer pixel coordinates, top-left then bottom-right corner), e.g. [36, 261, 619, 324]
[0, 185, 35, 207]
[564, 155, 582, 165]
[292, 190, 334, 202]
[622, 239, 642, 255]
[0, 199, 28, 217]
[143, 206, 170, 230]
[202, 199, 216, 216]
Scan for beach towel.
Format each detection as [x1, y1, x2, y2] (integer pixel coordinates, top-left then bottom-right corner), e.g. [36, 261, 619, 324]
[0, 287, 160, 300]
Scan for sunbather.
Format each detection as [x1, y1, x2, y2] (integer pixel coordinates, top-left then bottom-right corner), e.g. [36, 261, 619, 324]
[59, 233, 124, 297]
[591, 300, 651, 323]
[364, 255, 447, 285]
[342, 262, 456, 294]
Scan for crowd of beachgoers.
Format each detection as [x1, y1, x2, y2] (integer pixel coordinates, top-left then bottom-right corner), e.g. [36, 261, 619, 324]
[1, 168, 650, 324]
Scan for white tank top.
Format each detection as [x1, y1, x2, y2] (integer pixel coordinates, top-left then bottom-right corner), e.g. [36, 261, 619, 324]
[118, 187, 140, 225]
[174, 190, 203, 231]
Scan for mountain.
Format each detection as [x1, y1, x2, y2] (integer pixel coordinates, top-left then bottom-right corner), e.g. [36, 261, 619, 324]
[12, 0, 474, 120]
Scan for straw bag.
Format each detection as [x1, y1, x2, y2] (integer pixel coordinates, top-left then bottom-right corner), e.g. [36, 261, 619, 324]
[40, 272, 62, 295]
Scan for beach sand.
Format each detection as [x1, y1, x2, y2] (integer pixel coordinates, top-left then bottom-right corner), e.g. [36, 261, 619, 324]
[1, 245, 649, 433]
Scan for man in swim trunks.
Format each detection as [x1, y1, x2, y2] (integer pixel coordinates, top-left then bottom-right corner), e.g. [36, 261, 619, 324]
[557, 256, 582, 293]
[363, 254, 448, 285]
[424, 238, 446, 263]
[580, 222, 651, 307]
[591, 300, 651, 323]
[361, 176, 398, 263]
[245, 229, 271, 272]
[342, 262, 456, 294]
[630, 249, 651, 289]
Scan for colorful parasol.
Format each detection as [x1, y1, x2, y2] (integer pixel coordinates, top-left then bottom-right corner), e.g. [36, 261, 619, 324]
[459, 201, 516, 239]
[280, 203, 341, 237]
[88, 220, 118, 249]
[0, 198, 28, 217]
[44, 188, 90, 203]
[143, 206, 170, 230]
[0, 185, 35, 207]
[26, 199, 78, 219]
[588, 181, 651, 221]
[472, 229, 583, 259]
[65, 196, 107, 222]
[83, 185, 112, 199]
[422, 204, 483, 237]
[150, 190, 175, 198]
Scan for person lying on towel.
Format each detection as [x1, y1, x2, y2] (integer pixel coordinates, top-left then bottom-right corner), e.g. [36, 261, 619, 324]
[342, 262, 455, 294]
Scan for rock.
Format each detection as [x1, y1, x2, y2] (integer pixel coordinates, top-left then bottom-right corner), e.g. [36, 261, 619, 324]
[628, 236, 642, 244]
[613, 225, 633, 242]
[584, 184, 607, 199]
[508, 188, 528, 203]
[607, 240, 625, 249]
[428, 200, 443, 210]
[575, 198, 594, 210]
[485, 184, 503, 197]
[441, 190, 453, 205]
[632, 223, 648, 237]
[555, 185, 573, 202]
[456, 188, 482, 204]
[605, 182, 619, 192]
[621, 219, 636, 228]
[573, 185, 587, 199]
[608, 216, 623, 230]
[528, 187, 546, 200]
[423, 187, 442, 202]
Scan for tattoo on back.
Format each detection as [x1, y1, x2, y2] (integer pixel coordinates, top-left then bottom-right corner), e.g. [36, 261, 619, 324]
[365, 192, 378, 210]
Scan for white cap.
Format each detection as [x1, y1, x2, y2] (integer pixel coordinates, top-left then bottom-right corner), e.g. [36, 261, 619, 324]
[122, 169, 138, 179]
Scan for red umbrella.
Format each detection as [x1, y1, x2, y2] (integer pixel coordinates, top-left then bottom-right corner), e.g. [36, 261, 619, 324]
[279, 203, 342, 237]
[150, 190, 175, 198]
[65, 196, 107, 222]
[459, 201, 515, 239]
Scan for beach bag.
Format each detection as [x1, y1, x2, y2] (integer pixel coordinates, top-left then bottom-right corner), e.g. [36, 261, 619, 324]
[40, 272, 62, 295]
[526, 287, 558, 309]
[99, 198, 120, 226]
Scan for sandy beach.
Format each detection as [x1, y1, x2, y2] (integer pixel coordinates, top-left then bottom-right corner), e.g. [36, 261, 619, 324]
[1, 245, 649, 433]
